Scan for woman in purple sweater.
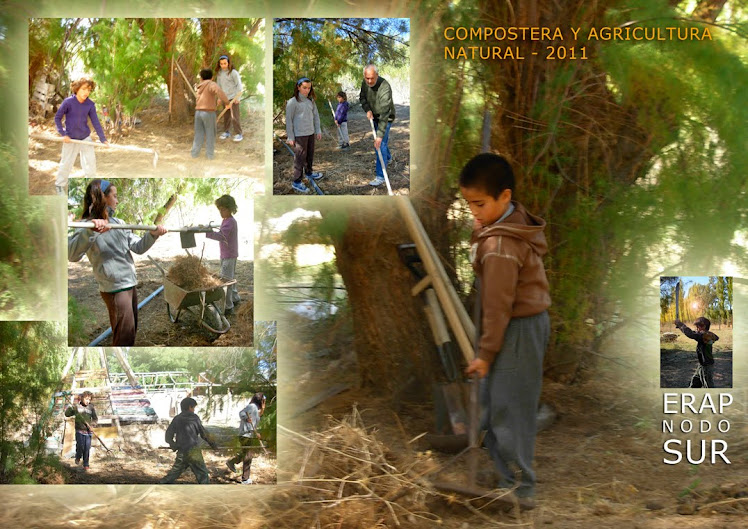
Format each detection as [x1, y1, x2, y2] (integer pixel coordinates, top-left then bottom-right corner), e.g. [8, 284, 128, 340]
[206, 194, 241, 313]
[54, 78, 108, 196]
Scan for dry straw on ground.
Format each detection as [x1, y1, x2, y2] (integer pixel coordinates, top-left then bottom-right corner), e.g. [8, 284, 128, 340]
[166, 254, 223, 291]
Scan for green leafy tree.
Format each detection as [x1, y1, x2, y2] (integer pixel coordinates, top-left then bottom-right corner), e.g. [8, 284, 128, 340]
[0, 322, 67, 483]
[81, 19, 164, 124]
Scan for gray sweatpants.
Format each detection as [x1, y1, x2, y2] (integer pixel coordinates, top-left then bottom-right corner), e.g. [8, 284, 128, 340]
[57, 139, 97, 186]
[481, 310, 549, 498]
[220, 257, 240, 311]
[191, 110, 217, 159]
[337, 122, 349, 145]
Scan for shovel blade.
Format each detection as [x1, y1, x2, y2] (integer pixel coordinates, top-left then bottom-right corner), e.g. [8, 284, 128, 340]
[180, 231, 197, 248]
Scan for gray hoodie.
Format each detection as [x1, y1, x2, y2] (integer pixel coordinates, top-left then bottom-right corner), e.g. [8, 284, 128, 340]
[68, 209, 159, 293]
[286, 95, 321, 140]
[216, 69, 243, 100]
[165, 410, 215, 452]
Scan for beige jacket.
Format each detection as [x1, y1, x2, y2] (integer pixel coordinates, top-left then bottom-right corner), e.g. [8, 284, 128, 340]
[195, 80, 229, 112]
[471, 201, 552, 364]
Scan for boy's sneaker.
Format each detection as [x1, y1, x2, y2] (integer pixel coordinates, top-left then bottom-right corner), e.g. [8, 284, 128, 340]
[75, 458, 81, 465]
[83, 466, 89, 472]
[219, 132, 230, 140]
[307, 172, 324, 181]
[292, 181, 309, 194]
[369, 177, 385, 187]
[226, 460, 237, 473]
[232, 134, 243, 142]
[241, 478, 253, 485]
[343, 143, 350, 149]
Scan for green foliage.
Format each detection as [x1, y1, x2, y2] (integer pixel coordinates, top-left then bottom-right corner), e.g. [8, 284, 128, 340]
[0, 322, 67, 483]
[68, 177, 240, 224]
[273, 18, 410, 119]
[67, 296, 96, 345]
[0, 143, 59, 318]
[82, 19, 164, 115]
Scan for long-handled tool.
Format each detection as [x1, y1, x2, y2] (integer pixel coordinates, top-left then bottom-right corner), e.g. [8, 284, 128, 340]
[69, 221, 217, 249]
[273, 132, 324, 195]
[327, 100, 338, 124]
[217, 96, 239, 123]
[368, 118, 393, 195]
[30, 133, 159, 169]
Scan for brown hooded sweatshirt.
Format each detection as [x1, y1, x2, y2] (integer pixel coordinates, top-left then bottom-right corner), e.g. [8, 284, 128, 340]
[471, 201, 551, 364]
[195, 79, 230, 112]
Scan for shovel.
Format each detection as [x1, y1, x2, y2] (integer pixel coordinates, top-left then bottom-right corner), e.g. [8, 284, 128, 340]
[273, 132, 325, 195]
[69, 221, 217, 249]
[368, 118, 393, 195]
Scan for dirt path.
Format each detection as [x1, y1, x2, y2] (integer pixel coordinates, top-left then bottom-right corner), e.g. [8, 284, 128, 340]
[68, 258, 253, 347]
[29, 98, 264, 195]
[272, 104, 410, 195]
[61, 448, 277, 485]
[661, 349, 733, 388]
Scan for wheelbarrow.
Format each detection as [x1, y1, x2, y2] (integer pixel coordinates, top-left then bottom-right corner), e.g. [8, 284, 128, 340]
[149, 257, 236, 335]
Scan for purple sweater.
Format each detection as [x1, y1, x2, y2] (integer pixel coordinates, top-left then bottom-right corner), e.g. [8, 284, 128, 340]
[335, 101, 349, 123]
[55, 95, 107, 142]
[206, 216, 238, 259]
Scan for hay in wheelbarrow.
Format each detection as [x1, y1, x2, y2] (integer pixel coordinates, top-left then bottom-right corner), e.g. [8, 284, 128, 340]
[166, 255, 223, 291]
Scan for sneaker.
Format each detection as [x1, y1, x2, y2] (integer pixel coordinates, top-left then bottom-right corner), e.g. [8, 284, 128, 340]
[83, 466, 89, 472]
[75, 458, 81, 465]
[232, 134, 243, 142]
[343, 143, 350, 150]
[219, 132, 230, 140]
[226, 460, 237, 473]
[307, 172, 324, 181]
[241, 478, 253, 485]
[292, 181, 309, 194]
[369, 177, 385, 187]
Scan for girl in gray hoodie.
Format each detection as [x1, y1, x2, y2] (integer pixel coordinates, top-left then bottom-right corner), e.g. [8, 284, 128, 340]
[68, 179, 166, 345]
[285, 78, 323, 193]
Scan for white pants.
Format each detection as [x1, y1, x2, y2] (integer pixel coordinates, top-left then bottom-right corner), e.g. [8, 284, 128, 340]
[57, 139, 97, 186]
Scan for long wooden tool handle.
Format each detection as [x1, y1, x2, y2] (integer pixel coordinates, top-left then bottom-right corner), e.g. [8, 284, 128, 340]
[368, 118, 393, 195]
[30, 133, 154, 155]
[70, 221, 216, 232]
[216, 96, 239, 122]
[675, 280, 680, 321]
[327, 100, 338, 123]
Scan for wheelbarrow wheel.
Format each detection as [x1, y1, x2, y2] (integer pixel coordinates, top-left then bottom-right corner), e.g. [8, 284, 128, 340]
[200, 302, 231, 334]
[167, 303, 181, 323]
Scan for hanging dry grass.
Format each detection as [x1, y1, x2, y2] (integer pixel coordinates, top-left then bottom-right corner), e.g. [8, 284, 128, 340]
[166, 254, 223, 291]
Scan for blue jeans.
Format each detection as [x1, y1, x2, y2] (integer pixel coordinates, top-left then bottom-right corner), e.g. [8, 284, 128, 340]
[192, 110, 217, 159]
[373, 120, 392, 178]
[75, 431, 92, 467]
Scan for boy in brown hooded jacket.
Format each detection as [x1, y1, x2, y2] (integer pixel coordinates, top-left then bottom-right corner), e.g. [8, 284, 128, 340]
[191, 68, 231, 159]
[460, 153, 551, 503]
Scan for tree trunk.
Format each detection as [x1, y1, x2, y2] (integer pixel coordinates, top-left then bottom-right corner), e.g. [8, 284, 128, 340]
[161, 18, 193, 124]
[330, 201, 439, 396]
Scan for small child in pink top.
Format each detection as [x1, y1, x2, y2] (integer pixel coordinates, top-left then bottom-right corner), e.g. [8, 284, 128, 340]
[206, 194, 240, 312]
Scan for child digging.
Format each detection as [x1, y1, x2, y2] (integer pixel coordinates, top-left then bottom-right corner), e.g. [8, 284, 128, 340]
[160, 397, 218, 484]
[64, 391, 98, 471]
[54, 77, 108, 196]
[205, 194, 240, 313]
[675, 316, 719, 388]
[192, 68, 232, 160]
[460, 153, 551, 508]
